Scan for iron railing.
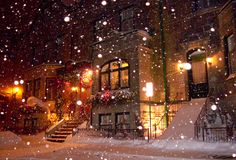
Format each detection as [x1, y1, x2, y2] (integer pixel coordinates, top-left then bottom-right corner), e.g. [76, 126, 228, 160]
[194, 92, 236, 142]
[73, 128, 149, 141]
[195, 126, 236, 142]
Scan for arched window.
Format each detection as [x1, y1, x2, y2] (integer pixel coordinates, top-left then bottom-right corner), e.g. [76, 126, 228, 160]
[100, 60, 129, 90]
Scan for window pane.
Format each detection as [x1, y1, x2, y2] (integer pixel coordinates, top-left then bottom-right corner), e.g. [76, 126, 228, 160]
[121, 8, 134, 21]
[110, 61, 119, 70]
[121, 61, 129, 68]
[121, 69, 129, 88]
[46, 78, 56, 100]
[101, 73, 109, 90]
[122, 19, 134, 31]
[101, 64, 109, 72]
[116, 113, 130, 129]
[100, 114, 111, 125]
[34, 79, 40, 98]
[110, 71, 119, 89]
[227, 34, 235, 53]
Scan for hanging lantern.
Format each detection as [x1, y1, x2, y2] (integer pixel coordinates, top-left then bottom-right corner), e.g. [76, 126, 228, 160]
[80, 69, 93, 88]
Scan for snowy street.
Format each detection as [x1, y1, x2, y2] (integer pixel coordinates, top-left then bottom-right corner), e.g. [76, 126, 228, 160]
[1, 131, 236, 160]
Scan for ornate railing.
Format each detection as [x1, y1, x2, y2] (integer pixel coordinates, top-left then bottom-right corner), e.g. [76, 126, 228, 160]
[45, 119, 65, 138]
[194, 88, 236, 142]
[73, 128, 149, 141]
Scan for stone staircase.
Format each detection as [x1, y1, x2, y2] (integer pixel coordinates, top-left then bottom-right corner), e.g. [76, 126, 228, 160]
[46, 120, 81, 142]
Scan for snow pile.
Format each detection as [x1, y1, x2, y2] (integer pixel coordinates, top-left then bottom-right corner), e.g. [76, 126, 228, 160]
[27, 96, 50, 113]
[78, 121, 88, 129]
[148, 139, 236, 154]
[161, 98, 206, 139]
[0, 131, 22, 147]
[68, 131, 236, 155]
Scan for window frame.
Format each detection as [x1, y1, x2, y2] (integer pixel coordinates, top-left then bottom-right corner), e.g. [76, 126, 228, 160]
[192, 0, 219, 12]
[93, 18, 107, 42]
[99, 113, 112, 127]
[25, 80, 33, 93]
[34, 78, 41, 98]
[115, 112, 130, 129]
[99, 59, 130, 91]
[224, 34, 236, 76]
[120, 7, 135, 31]
[45, 78, 57, 100]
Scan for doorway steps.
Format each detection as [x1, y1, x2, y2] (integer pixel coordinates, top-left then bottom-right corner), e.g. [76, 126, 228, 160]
[46, 120, 81, 142]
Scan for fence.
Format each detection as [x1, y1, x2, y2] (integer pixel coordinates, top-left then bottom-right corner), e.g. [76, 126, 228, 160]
[194, 125, 236, 142]
[73, 128, 150, 141]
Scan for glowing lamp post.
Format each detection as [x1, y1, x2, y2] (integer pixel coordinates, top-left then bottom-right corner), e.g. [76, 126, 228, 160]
[146, 82, 153, 139]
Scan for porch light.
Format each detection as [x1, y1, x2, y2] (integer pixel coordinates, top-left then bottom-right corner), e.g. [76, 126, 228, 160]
[178, 63, 191, 71]
[207, 57, 213, 65]
[145, 82, 153, 97]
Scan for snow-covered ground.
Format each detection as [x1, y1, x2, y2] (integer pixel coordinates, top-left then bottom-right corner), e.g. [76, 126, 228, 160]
[1, 131, 236, 160]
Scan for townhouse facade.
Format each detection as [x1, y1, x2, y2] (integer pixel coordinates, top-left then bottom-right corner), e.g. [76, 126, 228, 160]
[18, 0, 236, 137]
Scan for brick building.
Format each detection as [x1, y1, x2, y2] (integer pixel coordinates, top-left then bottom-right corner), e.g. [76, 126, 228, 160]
[14, 0, 236, 138]
[89, 0, 236, 139]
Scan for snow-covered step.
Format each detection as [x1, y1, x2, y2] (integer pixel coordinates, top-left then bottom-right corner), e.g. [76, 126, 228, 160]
[160, 98, 206, 139]
[59, 128, 74, 131]
[55, 130, 73, 134]
[46, 119, 82, 143]
[51, 134, 68, 138]
[46, 137, 66, 142]
[62, 124, 78, 128]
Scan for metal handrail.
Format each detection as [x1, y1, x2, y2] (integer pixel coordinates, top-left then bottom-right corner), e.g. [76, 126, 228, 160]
[45, 119, 65, 138]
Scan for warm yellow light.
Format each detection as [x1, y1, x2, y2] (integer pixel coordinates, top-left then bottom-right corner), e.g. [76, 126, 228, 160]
[81, 87, 85, 92]
[146, 82, 153, 97]
[178, 63, 191, 71]
[13, 87, 20, 93]
[71, 87, 78, 91]
[87, 70, 93, 76]
[207, 57, 213, 65]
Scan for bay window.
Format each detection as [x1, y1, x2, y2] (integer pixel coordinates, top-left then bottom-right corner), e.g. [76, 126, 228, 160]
[100, 60, 129, 90]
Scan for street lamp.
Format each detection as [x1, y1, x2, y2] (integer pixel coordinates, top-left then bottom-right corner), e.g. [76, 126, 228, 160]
[146, 82, 153, 138]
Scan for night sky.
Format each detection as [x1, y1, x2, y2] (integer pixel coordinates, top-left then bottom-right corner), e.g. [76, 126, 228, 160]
[0, 0, 42, 88]
[0, 0, 76, 89]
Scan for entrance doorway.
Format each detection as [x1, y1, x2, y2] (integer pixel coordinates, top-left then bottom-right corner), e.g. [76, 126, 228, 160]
[187, 49, 209, 99]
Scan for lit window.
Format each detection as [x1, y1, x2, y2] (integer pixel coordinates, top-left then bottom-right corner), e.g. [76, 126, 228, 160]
[100, 60, 129, 90]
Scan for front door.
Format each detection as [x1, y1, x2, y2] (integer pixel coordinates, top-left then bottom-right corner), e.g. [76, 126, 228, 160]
[188, 49, 209, 99]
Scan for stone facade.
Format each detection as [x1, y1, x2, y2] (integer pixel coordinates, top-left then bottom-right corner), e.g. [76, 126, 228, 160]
[19, 0, 236, 133]
[24, 64, 63, 111]
[90, 0, 236, 131]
